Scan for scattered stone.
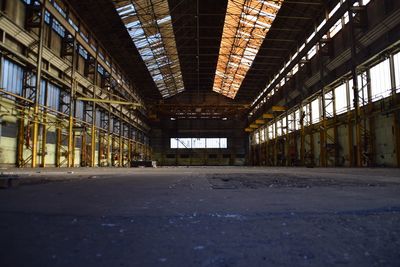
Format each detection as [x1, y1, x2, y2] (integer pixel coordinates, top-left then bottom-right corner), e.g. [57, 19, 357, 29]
[101, 223, 117, 227]
[224, 214, 241, 219]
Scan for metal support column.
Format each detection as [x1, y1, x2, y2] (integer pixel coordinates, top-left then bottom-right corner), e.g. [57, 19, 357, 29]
[128, 126, 132, 166]
[273, 121, 278, 166]
[102, 70, 114, 166]
[348, 1, 368, 167]
[119, 107, 123, 166]
[320, 93, 327, 167]
[389, 53, 400, 167]
[63, 33, 78, 168]
[40, 81, 48, 167]
[331, 88, 339, 166]
[83, 55, 97, 167]
[284, 112, 290, 166]
[17, 1, 46, 168]
[17, 70, 36, 167]
[300, 105, 305, 165]
[30, 1, 46, 168]
[89, 56, 98, 167]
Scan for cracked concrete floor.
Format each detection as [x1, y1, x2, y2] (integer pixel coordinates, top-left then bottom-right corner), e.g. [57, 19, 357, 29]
[0, 167, 399, 266]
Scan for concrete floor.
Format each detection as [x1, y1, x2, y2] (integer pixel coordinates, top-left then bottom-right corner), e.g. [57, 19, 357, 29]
[0, 167, 400, 267]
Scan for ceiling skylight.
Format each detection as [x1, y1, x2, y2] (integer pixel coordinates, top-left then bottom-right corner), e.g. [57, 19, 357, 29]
[213, 0, 283, 99]
[113, 0, 184, 98]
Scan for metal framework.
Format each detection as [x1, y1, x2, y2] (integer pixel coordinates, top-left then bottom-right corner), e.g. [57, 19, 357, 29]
[113, 0, 184, 98]
[0, 0, 151, 168]
[247, 0, 400, 168]
[16, 1, 46, 168]
[213, 0, 283, 99]
[151, 103, 249, 119]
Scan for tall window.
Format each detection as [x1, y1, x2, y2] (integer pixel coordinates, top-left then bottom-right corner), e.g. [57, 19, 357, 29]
[288, 113, 295, 132]
[46, 83, 60, 110]
[276, 120, 282, 137]
[295, 108, 301, 130]
[393, 52, 400, 92]
[1, 59, 24, 95]
[335, 83, 347, 115]
[254, 131, 260, 144]
[268, 124, 275, 139]
[370, 58, 391, 99]
[348, 73, 368, 108]
[311, 98, 320, 124]
[260, 127, 266, 142]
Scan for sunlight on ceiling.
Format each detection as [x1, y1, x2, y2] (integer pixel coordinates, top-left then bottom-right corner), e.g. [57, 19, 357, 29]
[213, 0, 283, 99]
[113, 0, 184, 98]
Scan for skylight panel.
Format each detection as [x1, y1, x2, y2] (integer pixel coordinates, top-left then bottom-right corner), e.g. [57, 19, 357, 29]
[113, 0, 184, 98]
[157, 15, 171, 25]
[213, 0, 283, 99]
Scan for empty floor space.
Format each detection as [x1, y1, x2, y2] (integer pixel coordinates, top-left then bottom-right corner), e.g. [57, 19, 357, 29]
[0, 167, 399, 266]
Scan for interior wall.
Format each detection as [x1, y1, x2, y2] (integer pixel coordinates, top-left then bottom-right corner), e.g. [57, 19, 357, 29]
[0, 0, 150, 168]
[151, 118, 247, 166]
